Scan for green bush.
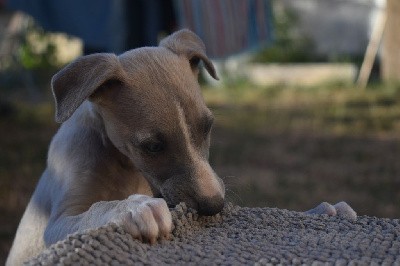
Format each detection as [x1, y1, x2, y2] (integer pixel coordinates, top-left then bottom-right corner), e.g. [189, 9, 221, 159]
[18, 23, 58, 69]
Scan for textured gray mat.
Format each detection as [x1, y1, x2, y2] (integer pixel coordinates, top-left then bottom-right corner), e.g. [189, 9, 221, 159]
[28, 203, 400, 265]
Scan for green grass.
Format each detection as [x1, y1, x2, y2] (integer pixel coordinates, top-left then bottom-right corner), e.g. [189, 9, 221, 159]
[204, 82, 400, 137]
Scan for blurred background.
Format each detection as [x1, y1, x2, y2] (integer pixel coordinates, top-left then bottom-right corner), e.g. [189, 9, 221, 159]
[1, 0, 400, 263]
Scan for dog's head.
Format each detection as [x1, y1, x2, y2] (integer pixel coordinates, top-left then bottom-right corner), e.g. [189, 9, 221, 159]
[51, 30, 225, 215]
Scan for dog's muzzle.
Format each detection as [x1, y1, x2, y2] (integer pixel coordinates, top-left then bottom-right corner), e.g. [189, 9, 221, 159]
[158, 178, 225, 216]
[165, 194, 225, 216]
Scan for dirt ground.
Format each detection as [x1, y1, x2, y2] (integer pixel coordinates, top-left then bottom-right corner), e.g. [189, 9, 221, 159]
[1, 83, 400, 264]
[211, 126, 400, 217]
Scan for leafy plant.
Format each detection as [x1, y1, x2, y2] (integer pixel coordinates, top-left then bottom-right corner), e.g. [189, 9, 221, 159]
[18, 22, 58, 69]
[254, 2, 316, 63]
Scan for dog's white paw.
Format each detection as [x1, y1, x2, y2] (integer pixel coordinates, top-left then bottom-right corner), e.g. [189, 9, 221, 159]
[305, 201, 357, 221]
[111, 195, 172, 244]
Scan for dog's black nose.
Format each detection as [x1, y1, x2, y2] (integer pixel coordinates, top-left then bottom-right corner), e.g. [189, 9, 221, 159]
[197, 195, 225, 216]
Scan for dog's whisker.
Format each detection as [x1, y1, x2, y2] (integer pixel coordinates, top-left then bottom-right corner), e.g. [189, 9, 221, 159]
[219, 175, 236, 181]
[225, 188, 244, 204]
[221, 176, 241, 188]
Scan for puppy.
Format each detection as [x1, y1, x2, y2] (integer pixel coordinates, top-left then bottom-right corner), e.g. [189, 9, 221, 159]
[7, 29, 225, 265]
[7, 29, 355, 265]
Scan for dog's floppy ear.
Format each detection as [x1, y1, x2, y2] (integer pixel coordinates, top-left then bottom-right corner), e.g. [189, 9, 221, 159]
[159, 29, 219, 80]
[51, 53, 124, 123]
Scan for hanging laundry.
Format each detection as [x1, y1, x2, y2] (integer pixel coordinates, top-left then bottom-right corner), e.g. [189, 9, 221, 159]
[173, 0, 273, 58]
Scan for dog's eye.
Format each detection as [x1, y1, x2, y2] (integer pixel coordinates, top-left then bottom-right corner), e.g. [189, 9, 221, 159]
[189, 56, 201, 68]
[142, 141, 165, 154]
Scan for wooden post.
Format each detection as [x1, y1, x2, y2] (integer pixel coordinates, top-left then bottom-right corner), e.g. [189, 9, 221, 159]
[381, 0, 400, 82]
[357, 6, 387, 88]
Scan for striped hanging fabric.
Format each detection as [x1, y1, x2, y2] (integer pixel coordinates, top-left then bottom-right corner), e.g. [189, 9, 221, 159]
[173, 0, 273, 59]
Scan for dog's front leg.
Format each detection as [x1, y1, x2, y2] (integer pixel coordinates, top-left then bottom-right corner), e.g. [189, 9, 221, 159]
[44, 195, 172, 246]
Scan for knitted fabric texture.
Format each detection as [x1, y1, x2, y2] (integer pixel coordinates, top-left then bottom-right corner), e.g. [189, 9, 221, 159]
[27, 203, 400, 265]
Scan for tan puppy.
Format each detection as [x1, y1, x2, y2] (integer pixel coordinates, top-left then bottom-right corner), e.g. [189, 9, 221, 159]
[7, 29, 355, 265]
[7, 29, 225, 265]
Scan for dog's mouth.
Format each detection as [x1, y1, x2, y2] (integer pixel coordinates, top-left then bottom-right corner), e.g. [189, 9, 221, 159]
[148, 185, 174, 208]
[155, 188, 224, 216]
[149, 183, 197, 209]
[145, 174, 225, 215]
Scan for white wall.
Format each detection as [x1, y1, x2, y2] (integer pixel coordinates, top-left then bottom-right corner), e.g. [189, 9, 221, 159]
[281, 0, 382, 57]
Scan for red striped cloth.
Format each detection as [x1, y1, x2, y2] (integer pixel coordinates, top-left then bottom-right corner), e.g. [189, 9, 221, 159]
[174, 0, 273, 58]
